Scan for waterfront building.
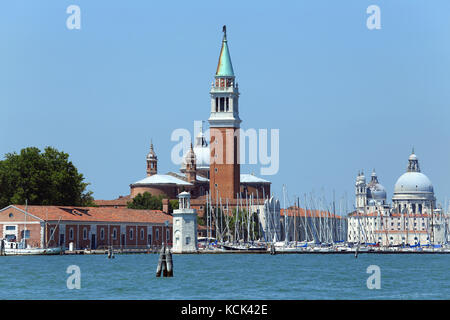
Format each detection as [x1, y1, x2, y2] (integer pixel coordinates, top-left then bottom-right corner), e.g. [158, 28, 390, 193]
[172, 192, 198, 253]
[280, 207, 346, 243]
[348, 150, 448, 246]
[0, 205, 172, 250]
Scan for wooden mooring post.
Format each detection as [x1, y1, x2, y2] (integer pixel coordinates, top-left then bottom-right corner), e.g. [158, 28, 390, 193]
[156, 243, 173, 277]
[0, 239, 5, 256]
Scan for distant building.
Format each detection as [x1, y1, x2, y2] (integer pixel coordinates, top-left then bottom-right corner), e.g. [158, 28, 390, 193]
[280, 207, 346, 243]
[348, 150, 448, 246]
[0, 205, 172, 250]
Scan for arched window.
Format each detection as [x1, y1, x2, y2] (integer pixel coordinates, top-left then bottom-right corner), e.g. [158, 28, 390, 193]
[83, 228, 88, 240]
[129, 228, 134, 240]
[69, 228, 74, 240]
[140, 228, 145, 240]
[100, 228, 105, 240]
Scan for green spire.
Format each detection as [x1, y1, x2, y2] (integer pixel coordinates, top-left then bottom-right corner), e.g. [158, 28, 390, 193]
[215, 25, 234, 77]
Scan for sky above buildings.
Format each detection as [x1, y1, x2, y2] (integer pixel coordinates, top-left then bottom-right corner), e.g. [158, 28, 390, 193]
[1, 1, 450, 212]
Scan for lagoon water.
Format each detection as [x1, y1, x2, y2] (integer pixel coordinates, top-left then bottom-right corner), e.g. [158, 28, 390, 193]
[0, 254, 449, 300]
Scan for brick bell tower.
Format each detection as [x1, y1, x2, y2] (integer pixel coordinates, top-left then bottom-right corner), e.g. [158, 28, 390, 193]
[208, 26, 241, 200]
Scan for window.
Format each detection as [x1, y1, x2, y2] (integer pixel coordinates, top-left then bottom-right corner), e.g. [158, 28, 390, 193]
[219, 97, 225, 112]
[148, 233, 152, 245]
[140, 228, 145, 240]
[100, 228, 105, 240]
[50, 228, 55, 240]
[166, 229, 170, 242]
[83, 228, 88, 240]
[8, 213, 13, 218]
[129, 228, 134, 240]
[112, 228, 117, 240]
[186, 236, 191, 245]
[5, 226, 16, 230]
[156, 229, 160, 240]
[21, 230, 30, 239]
[69, 228, 74, 240]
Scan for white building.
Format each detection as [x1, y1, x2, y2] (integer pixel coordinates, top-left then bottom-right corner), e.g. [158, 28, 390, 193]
[172, 192, 198, 253]
[348, 150, 448, 246]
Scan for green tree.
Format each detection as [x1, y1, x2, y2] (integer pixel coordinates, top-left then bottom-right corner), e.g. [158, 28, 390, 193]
[0, 146, 94, 208]
[169, 199, 179, 212]
[127, 192, 165, 210]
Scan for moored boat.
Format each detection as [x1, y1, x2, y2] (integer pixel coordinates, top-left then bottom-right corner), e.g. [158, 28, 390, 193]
[1, 239, 62, 256]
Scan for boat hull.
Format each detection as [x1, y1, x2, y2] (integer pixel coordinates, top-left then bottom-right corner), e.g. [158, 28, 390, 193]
[4, 247, 62, 255]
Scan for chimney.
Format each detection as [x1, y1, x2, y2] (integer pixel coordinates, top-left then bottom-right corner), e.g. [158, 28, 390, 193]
[162, 198, 169, 213]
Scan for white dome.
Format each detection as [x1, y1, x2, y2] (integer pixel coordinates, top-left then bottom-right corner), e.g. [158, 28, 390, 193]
[394, 172, 433, 194]
[368, 183, 387, 200]
[192, 145, 210, 170]
[181, 146, 210, 171]
[181, 130, 210, 171]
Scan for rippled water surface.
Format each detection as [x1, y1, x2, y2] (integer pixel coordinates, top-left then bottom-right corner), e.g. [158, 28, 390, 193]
[0, 254, 449, 299]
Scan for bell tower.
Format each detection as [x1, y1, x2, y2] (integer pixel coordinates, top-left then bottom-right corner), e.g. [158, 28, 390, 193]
[146, 141, 157, 176]
[185, 143, 197, 183]
[208, 26, 241, 200]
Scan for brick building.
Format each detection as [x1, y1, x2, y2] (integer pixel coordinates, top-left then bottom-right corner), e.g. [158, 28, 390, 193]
[0, 205, 172, 250]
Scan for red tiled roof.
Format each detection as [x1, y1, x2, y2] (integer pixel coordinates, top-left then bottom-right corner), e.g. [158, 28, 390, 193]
[281, 207, 344, 219]
[11, 205, 172, 224]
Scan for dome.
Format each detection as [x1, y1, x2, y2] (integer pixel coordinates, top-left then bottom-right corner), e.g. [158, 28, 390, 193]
[409, 153, 417, 161]
[181, 130, 210, 171]
[394, 172, 433, 194]
[146, 143, 157, 160]
[367, 183, 387, 200]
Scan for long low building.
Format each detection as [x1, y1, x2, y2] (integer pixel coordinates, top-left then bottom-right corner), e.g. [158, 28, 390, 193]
[0, 205, 173, 250]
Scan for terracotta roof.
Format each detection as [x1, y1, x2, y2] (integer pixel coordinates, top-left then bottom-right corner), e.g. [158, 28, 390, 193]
[94, 197, 130, 207]
[350, 212, 433, 218]
[281, 207, 344, 219]
[9, 205, 172, 224]
[374, 230, 428, 234]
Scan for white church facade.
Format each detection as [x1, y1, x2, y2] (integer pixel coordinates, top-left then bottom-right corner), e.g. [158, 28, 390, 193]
[348, 150, 448, 247]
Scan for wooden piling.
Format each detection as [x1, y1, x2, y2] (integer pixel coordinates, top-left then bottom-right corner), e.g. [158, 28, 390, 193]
[165, 246, 173, 277]
[156, 244, 166, 277]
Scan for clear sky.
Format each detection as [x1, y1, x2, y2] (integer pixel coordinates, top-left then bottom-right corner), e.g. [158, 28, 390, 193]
[1, 1, 450, 212]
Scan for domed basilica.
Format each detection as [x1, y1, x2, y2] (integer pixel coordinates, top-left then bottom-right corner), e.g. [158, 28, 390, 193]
[349, 150, 447, 246]
[355, 150, 435, 214]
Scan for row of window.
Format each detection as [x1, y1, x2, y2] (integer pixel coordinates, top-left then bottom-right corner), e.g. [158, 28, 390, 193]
[49, 227, 168, 242]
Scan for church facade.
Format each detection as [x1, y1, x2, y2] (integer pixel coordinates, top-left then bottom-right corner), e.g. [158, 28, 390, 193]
[348, 151, 447, 246]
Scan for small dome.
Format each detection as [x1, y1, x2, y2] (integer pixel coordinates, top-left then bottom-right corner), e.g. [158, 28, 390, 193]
[146, 143, 157, 160]
[394, 172, 433, 194]
[181, 130, 210, 171]
[367, 183, 387, 201]
[409, 153, 418, 161]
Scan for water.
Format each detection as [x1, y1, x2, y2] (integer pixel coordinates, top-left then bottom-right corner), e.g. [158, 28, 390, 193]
[0, 254, 449, 299]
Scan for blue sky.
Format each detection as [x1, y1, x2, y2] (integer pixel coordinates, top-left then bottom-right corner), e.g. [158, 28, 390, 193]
[1, 1, 450, 212]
